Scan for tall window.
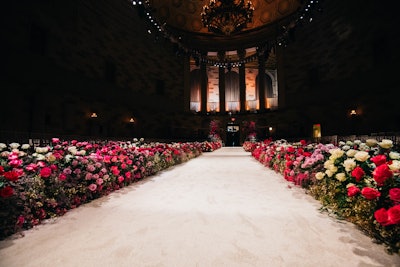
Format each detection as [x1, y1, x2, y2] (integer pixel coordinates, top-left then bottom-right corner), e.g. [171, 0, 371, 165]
[256, 71, 278, 110]
[225, 70, 240, 112]
[190, 69, 201, 112]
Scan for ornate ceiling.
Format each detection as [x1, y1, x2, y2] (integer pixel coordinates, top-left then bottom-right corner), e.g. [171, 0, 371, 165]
[136, 0, 320, 68]
[147, 0, 304, 51]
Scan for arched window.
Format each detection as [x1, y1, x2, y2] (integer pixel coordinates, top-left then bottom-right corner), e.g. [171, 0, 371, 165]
[256, 72, 278, 110]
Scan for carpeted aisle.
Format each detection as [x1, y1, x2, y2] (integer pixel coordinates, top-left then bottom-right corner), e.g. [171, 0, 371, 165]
[1, 147, 399, 267]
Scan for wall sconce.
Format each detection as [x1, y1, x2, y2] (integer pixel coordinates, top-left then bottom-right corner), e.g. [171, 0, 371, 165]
[129, 117, 135, 123]
[350, 109, 357, 116]
[269, 127, 273, 131]
[90, 112, 98, 118]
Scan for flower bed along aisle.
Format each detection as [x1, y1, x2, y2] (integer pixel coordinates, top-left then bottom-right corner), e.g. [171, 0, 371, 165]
[244, 138, 400, 255]
[0, 138, 222, 240]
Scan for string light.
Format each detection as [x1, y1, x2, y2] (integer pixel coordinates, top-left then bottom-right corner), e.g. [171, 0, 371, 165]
[131, 0, 323, 66]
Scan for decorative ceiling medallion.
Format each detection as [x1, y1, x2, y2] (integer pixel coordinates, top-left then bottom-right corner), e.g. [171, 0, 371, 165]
[260, 11, 272, 23]
[172, 0, 182, 8]
[277, 0, 291, 15]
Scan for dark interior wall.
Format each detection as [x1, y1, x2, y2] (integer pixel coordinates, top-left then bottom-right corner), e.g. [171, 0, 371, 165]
[0, 0, 187, 142]
[276, 0, 400, 136]
[1, 1, 399, 143]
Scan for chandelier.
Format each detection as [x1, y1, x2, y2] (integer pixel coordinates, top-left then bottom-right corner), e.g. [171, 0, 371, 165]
[201, 0, 255, 36]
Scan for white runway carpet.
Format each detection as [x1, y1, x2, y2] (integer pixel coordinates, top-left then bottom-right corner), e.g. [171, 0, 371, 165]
[1, 147, 399, 267]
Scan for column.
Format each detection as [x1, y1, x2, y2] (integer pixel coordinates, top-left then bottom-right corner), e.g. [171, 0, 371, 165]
[219, 66, 226, 113]
[238, 49, 246, 112]
[200, 56, 208, 114]
[257, 51, 266, 112]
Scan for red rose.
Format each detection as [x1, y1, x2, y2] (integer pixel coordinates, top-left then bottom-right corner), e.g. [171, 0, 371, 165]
[361, 187, 381, 200]
[40, 167, 52, 178]
[389, 188, 400, 203]
[0, 166, 4, 175]
[370, 154, 387, 166]
[347, 186, 360, 197]
[388, 205, 400, 225]
[4, 170, 20, 181]
[0, 186, 14, 198]
[372, 164, 393, 186]
[351, 166, 365, 182]
[374, 208, 390, 226]
[58, 173, 67, 181]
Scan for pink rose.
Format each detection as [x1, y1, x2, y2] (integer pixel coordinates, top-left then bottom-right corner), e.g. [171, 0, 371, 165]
[88, 184, 97, 192]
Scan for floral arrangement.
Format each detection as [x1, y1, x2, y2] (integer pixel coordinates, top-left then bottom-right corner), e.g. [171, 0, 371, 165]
[247, 138, 400, 254]
[209, 120, 222, 142]
[242, 121, 257, 141]
[0, 138, 220, 240]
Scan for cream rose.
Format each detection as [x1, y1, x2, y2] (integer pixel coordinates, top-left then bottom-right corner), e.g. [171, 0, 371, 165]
[335, 172, 347, 182]
[389, 152, 400, 160]
[9, 142, 20, 149]
[315, 172, 325, 180]
[354, 151, 370, 162]
[329, 148, 345, 160]
[389, 160, 400, 171]
[343, 158, 356, 172]
[325, 169, 334, 178]
[379, 139, 393, 149]
[346, 149, 357, 157]
[365, 139, 378, 147]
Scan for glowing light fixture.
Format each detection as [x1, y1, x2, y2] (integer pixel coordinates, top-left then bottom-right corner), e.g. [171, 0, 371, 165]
[201, 0, 254, 36]
[90, 112, 98, 118]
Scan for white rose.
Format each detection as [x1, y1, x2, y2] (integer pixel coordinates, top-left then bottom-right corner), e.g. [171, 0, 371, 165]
[389, 160, 400, 171]
[365, 139, 378, 147]
[346, 149, 357, 157]
[379, 139, 393, 149]
[328, 165, 338, 173]
[354, 151, 370, 162]
[335, 172, 347, 182]
[0, 143, 6, 150]
[315, 172, 325, 180]
[324, 159, 334, 169]
[21, 144, 30, 150]
[389, 152, 400, 160]
[325, 169, 334, 178]
[342, 145, 350, 151]
[9, 142, 20, 149]
[329, 148, 345, 160]
[343, 158, 356, 172]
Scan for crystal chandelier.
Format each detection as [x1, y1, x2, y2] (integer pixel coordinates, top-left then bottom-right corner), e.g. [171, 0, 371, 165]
[201, 0, 254, 36]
